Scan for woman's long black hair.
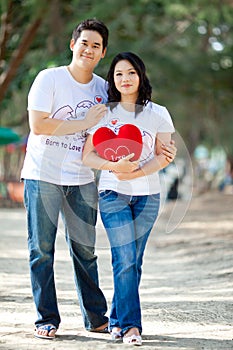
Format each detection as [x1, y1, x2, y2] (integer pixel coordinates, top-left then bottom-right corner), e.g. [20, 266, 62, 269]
[106, 52, 152, 114]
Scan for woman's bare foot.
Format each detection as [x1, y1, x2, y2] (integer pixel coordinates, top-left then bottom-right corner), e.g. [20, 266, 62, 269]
[124, 327, 140, 337]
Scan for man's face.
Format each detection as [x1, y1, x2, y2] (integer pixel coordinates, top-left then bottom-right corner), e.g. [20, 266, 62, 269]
[70, 30, 106, 71]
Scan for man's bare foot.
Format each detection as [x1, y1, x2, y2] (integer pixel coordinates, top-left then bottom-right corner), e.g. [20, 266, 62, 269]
[34, 324, 57, 339]
[89, 321, 109, 333]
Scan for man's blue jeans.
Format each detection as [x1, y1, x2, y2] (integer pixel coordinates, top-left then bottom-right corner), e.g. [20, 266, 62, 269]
[99, 190, 160, 335]
[24, 179, 108, 330]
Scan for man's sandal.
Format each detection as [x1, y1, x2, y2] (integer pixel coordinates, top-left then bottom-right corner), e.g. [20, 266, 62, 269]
[34, 324, 57, 340]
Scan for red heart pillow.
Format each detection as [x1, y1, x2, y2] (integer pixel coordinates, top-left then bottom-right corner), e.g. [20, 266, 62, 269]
[93, 124, 142, 162]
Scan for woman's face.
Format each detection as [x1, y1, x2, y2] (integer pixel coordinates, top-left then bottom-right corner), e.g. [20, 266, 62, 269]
[113, 60, 140, 101]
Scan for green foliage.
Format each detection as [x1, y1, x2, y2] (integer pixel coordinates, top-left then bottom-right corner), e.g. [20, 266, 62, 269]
[0, 0, 232, 158]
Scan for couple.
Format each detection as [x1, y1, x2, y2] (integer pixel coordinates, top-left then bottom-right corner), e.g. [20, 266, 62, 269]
[21, 18, 176, 346]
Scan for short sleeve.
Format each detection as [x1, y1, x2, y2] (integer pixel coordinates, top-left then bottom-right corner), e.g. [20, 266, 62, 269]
[157, 107, 175, 133]
[27, 69, 55, 113]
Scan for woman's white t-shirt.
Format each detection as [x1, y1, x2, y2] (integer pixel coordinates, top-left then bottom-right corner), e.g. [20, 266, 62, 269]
[21, 66, 108, 185]
[89, 103, 175, 196]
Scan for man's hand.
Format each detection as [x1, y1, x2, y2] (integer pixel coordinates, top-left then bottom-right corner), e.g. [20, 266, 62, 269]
[85, 104, 107, 129]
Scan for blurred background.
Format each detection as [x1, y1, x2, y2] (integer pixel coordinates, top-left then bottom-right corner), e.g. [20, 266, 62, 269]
[0, 0, 232, 207]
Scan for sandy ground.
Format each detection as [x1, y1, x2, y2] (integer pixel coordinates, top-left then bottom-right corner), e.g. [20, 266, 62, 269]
[0, 190, 232, 349]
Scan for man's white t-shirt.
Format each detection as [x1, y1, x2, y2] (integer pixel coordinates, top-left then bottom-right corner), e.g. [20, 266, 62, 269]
[21, 66, 108, 185]
[89, 103, 175, 195]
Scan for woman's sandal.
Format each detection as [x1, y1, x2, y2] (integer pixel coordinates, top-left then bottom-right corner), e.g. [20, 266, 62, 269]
[110, 329, 122, 341]
[123, 334, 142, 346]
[34, 324, 57, 340]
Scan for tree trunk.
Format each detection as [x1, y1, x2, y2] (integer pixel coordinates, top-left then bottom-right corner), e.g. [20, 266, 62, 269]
[0, 17, 42, 103]
[0, 0, 14, 62]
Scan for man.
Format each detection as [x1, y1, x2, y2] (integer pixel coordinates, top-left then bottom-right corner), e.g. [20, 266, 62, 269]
[21, 18, 109, 339]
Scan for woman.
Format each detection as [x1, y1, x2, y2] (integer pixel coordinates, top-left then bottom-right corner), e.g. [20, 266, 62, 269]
[83, 52, 176, 346]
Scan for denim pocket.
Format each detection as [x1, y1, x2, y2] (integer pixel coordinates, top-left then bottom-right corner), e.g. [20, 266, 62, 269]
[151, 193, 160, 201]
[98, 190, 114, 200]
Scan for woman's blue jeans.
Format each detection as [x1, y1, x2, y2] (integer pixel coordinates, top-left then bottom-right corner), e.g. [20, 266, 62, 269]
[24, 179, 108, 330]
[99, 190, 160, 335]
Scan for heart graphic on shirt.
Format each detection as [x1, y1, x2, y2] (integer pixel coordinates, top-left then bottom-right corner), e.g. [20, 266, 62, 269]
[93, 124, 142, 162]
[111, 119, 118, 125]
[95, 96, 102, 103]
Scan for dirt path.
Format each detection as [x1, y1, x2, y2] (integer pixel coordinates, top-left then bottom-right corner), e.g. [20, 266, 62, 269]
[0, 190, 232, 349]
